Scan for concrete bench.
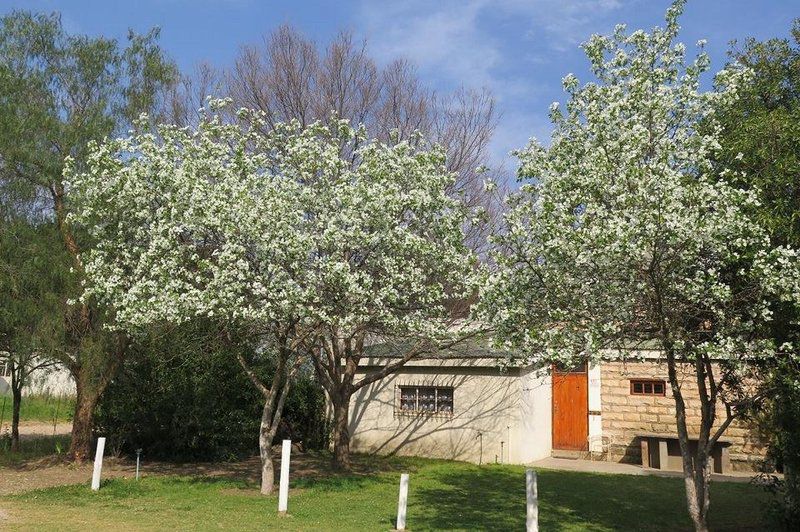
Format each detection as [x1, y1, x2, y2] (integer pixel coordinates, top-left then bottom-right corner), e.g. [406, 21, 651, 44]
[637, 431, 733, 474]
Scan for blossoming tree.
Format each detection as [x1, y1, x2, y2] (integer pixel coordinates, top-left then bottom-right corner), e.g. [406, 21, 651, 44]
[67, 102, 325, 494]
[67, 99, 478, 488]
[291, 129, 480, 470]
[479, 2, 799, 530]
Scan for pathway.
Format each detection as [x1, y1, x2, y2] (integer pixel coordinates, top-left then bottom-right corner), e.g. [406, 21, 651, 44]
[530, 456, 766, 483]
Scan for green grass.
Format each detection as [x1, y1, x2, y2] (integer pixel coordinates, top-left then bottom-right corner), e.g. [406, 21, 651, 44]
[0, 393, 74, 424]
[1, 456, 768, 531]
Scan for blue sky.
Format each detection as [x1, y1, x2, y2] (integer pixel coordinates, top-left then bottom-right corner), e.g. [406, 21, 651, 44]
[7, 0, 799, 169]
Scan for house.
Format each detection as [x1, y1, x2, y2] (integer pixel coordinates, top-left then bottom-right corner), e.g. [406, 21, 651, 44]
[0, 359, 75, 397]
[348, 344, 767, 471]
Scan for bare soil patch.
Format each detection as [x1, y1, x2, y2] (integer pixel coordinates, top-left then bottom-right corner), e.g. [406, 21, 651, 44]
[0, 457, 134, 495]
[0, 446, 408, 496]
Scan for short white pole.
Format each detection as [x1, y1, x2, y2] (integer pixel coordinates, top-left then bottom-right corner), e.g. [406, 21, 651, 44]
[526, 469, 538, 532]
[396, 473, 409, 530]
[91, 437, 106, 491]
[278, 439, 291, 514]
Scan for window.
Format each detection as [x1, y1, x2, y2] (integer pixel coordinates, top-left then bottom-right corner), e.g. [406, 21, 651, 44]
[0, 361, 10, 378]
[398, 386, 453, 415]
[630, 379, 666, 396]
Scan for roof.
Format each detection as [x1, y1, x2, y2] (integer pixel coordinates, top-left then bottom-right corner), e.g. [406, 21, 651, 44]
[363, 338, 516, 361]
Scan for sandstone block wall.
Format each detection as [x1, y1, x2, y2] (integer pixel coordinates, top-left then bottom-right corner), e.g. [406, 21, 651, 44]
[600, 361, 767, 471]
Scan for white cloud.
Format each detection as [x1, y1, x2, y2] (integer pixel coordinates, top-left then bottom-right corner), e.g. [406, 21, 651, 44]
[357, 0, 628, 167]
[358, 0, 626, 83]
[358, 1, 501, 86]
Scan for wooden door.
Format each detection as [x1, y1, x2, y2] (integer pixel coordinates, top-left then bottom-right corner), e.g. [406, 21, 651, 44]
[552, 365, 589, 450]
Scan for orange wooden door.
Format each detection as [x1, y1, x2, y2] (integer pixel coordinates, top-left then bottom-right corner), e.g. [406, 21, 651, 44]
[552, 366, 589, 450]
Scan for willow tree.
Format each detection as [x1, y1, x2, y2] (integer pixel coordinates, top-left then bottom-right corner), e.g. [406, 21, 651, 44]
[480, 2, 799, 530]
[0, 11, 176, 460]
[0, 222, 67, 451]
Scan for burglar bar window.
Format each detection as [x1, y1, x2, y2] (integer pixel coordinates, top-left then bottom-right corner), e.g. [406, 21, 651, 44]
[630, 379, 666, 396]
[399, 386, 454, 414]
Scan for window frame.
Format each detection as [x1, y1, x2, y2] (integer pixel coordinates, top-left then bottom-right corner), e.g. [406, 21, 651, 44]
[397, 385, 454, 417]
[630, 379, 666, 397]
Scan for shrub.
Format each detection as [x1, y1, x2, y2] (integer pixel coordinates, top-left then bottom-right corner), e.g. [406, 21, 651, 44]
[95, 322, 325, 461]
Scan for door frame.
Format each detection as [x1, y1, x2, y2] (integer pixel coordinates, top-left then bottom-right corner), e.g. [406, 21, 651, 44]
[551, 363, 589, 451]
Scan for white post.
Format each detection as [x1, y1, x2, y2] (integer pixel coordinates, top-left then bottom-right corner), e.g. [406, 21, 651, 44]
[526, 469, 538, 532]
[396, 473, 409, 530]
[278, 439, 291, 514]
[91, 437, 106, 491]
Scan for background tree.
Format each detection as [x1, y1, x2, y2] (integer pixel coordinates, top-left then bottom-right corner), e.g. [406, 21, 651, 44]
[715, 20, 800, 528]
[479, 2, 799, 531]
[0, 11, 177, 460]
[0, 221, 67, 451]
[225, 25, 501, 253]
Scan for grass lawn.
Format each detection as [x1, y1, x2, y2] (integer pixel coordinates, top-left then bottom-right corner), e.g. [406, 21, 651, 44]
[1, 454, 768, 531]
[0, 393, 74, 424]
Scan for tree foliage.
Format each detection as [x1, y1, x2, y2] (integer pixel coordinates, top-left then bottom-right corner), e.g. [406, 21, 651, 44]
[479, 2, 799, 530]
[716, 20, 800, 529]
[0, 10, 177, 460]
[0, 221, 69, 450]
[67, 98, 479, 478]
[96, 321, 326, 462]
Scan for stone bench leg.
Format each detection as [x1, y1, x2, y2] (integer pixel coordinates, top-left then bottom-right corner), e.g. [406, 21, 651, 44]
[720, 445, 730, 474]
[658, 439, 668, 470]
[640, 439, 650, 468]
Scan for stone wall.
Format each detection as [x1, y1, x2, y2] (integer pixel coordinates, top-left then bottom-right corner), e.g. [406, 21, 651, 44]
[600, 360, 767, 471]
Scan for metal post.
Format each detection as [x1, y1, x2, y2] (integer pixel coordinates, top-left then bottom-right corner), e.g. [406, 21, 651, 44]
[136, 449, 142, 480]
[501, 441, 504, 464]
[53, 394, 61, 436]
[91, 437, 106, 491]
[507, 425, 511, 463]
[278, 439, 291, 514]
[526, 469, 539, 532]
[0, 395, 7, 434]
[396, 473, 409, 530]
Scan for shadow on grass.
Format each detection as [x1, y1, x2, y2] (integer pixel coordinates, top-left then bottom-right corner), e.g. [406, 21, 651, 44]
[134, 450, 425, 491]
[5, 451, 768, 531]
[412, 465, 766, 532]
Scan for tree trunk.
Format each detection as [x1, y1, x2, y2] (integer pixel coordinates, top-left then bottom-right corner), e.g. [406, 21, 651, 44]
[69, 382, 98, 462]
[259, 396, 277, 495]
[260, 439, 276, 495]
[664, 347, 712, 532]
[682, 452, 711, 532]
[10, 384, 21, 453]
[332, 395, 352, 470]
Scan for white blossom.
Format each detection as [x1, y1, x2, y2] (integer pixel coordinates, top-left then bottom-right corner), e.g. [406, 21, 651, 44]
[66, 102, 478, 345]
[479, 2, 799, 369]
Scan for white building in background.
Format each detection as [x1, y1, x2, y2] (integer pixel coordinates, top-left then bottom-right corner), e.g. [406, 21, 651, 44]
[349, 342, 768, 472]
[0, 360, 75, 397]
